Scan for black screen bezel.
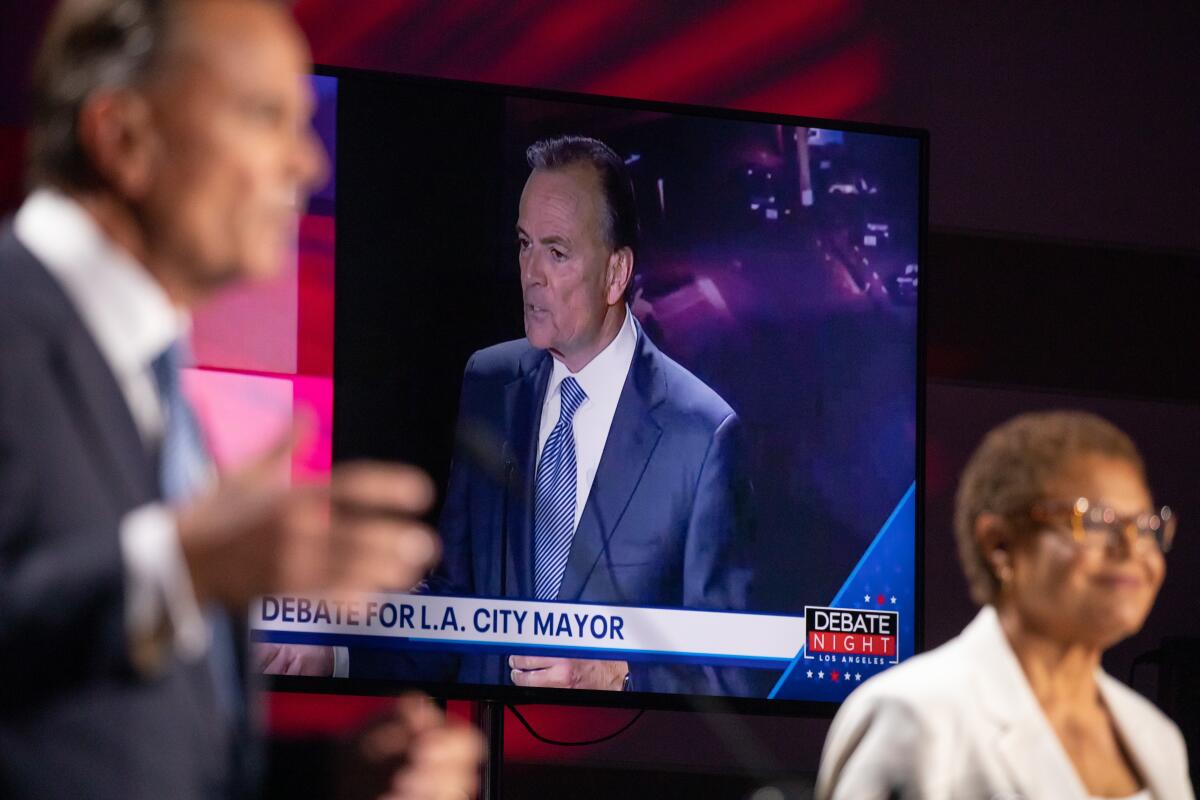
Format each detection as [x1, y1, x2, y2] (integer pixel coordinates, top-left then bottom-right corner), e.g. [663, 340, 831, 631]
[268, 63, 928, 720]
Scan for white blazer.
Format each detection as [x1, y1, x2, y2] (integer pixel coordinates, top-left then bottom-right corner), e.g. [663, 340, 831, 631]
[816, 606, 1194, 800]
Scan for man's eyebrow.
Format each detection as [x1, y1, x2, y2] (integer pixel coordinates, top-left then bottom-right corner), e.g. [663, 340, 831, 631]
[514, 225, 571, 247]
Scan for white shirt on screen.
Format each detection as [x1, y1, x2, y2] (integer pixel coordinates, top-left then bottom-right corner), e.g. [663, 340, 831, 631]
[14, 189, 210, 663]
[536, 305, 638, 533]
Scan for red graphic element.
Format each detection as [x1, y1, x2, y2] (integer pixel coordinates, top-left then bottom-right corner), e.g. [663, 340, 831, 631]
[295, 0, 882, 118]
[809, 631, 896, 657]
[732, 37, 884, 118]
[876, 594, 885, 605]
[831, 670, 840, 682]
[297, 214, 336, 378]
[583, 1, 849, 100]
[268, 693, 474, 737]
[476, 0, 644, 87]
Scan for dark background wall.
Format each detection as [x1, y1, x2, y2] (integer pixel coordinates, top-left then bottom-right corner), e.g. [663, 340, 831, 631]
[3, 2, 1197, 796]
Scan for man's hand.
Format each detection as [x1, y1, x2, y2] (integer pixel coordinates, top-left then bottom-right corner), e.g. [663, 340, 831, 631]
[255, 643, 334, 676]
[176, 424, 439, 611]
[357, 693, 484, 800]
[508, 655, 628, 691]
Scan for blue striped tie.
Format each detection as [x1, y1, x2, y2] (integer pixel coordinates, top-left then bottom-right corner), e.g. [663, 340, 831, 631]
[150, 341, 210, 503]
[532, 376, 587, 600]
[150, 341, 241, 722]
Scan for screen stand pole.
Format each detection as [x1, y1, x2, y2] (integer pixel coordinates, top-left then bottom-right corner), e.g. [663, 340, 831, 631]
[477, 699, 504, 799]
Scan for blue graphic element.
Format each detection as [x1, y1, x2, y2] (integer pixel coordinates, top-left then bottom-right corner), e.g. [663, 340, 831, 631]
[308, 74, 337, 214]
[251, 629, 792, 668]
[254, 480, 918, 696]
[769, 482, 916, 700]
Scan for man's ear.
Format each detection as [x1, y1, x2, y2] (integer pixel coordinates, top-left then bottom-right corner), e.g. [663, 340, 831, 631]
[77, 88, 159, 199]
[975, 512, 1014, 582]
[605, 246, 633, 305]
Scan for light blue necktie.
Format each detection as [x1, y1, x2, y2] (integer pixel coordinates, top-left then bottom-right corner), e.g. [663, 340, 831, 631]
[150, 341, 240, 721]
[532, 376, 587, 600]
[150, 341, 209, 503]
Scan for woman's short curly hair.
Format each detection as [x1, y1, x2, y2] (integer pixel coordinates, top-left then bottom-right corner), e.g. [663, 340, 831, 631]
[953, 410, 1144, 605]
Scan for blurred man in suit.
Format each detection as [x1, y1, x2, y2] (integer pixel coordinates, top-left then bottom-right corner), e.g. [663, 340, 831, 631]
[0, 1, 480, 798]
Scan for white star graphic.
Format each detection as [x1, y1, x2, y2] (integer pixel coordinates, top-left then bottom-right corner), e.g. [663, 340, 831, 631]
[855, 673, 862, 681]
[806, 670, 813, 678]
[890, 595, 897, 604]
[817, 670, 825, 679]
[863, 594, 871, 603]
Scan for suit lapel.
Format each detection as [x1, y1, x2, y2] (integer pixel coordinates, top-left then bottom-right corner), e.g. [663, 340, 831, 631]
[6, 234, 155, 510]
[54, 323, 157, 510]
[974, 610, 1185, 800]
[993, 718, 1087, 800]
[502, 349, 551, 597]
[968, 608, 1089, 800]
[556, 329, 664, 602]
[1097, 674, 1179, 800]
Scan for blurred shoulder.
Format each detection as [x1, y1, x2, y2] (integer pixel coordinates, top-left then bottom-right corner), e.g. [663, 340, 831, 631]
[836, 628, 977, 723]
[641, 334, 735, 429]
[817, 636, 976, 800]
[0, 227, 69, 360]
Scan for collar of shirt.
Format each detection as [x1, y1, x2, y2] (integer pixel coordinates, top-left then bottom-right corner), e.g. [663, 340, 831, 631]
[14, 189, 190, 443]
[536, 307, 639, 533]
[14, 188, 189, 386]
[544, 305, 638, 423]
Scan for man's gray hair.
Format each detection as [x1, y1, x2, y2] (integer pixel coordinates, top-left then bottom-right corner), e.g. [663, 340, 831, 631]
[28, 0, 179, 190]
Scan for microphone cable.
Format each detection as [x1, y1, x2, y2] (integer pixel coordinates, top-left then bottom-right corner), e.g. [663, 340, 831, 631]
[506, 704, 644, 747]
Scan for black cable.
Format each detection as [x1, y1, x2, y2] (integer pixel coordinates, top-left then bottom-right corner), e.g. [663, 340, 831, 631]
[506, 704, 644, 747]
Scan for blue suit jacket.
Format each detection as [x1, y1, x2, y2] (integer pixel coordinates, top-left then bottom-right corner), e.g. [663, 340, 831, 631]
[354, 320, 756, 696]
[0, 227, 246, 799]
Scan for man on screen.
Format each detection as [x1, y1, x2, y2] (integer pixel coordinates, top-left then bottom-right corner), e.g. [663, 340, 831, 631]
[348, 135, 756, 695]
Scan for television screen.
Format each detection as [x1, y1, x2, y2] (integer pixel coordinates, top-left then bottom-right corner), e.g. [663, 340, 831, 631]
[242, 67, 925, 713]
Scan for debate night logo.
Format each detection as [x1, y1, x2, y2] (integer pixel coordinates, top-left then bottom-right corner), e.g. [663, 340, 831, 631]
[804, 606, 899, 665]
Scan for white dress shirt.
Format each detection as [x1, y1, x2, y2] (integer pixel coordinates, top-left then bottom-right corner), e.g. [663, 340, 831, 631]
[536, 306, 638, 533]
[14, 189, 210, 663]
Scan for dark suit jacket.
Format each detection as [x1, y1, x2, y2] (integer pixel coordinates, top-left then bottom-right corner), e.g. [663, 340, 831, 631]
[354, 319, 756, 696]
[0, 227, 239, 799]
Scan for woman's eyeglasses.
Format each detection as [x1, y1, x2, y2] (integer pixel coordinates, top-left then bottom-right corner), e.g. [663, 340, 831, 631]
[1029, 498, 1175, 553]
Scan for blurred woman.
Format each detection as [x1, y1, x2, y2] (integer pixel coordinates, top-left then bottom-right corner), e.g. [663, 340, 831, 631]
[817, 411, 1192, 799]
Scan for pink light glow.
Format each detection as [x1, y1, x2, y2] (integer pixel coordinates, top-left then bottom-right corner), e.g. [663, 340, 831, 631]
[191, 251, 298, 375]
[182, 368, 294, 478]
[292, 375, 334, 479]
[182, 369, 333, 483]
